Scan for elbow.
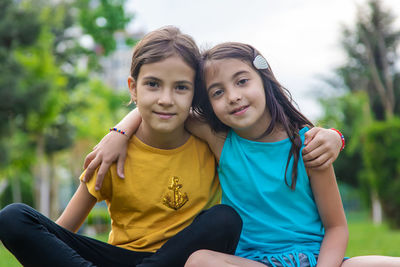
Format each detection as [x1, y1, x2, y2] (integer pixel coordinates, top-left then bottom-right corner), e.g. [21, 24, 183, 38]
[336, 224, 349, 246]
[344, 225, 349, 245]
[341, 219, 349, 243]
[325, 224, 349, 245]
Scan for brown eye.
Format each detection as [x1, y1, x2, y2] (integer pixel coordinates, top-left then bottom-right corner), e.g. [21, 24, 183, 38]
[147, 81, 159, 88]
[176, 85, 189, 91]
[237, 79, 249, 86]
[211, 89, 224, 98]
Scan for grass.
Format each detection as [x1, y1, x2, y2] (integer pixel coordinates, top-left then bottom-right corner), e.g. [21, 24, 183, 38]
[346, 214, 400, 257]
[1, 217, 400, 266]
[0, 247, 18, 267]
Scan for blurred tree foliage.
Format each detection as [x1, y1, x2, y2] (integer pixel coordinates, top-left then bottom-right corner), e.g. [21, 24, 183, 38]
[318, 0, 400, 225]
[77, 0, 132, 56]
[0, 0, 134, 217]
[334, 0, 400, 119]
[0, 0, 43, 207]
[362, 119, 400, 227]
[318, 92, 372, 188]
[0, 0, 41, 165]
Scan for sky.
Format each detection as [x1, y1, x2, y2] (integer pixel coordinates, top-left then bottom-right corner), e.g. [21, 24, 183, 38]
[124, 0, 400, 121]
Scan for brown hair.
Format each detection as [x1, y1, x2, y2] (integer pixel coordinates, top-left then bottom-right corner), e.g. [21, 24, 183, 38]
[193, 42, 314, 190]
[129, 26, 201, 104]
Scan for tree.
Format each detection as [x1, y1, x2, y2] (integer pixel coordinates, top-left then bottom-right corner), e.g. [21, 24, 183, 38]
[318, 91, 372, 188]
[30, 0, 132, 217]
[0, 0, 133, 217]
[0, 0, 41, 146]
[337, 0, 400, 120]
[362, 118, 400, 227]
[0, 0, 41, 204]
[318, 0, 400, 225]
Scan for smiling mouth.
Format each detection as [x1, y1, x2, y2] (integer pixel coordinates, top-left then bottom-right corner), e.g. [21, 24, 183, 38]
[154, 111, 176, 119]
[230, 105, 249, 115]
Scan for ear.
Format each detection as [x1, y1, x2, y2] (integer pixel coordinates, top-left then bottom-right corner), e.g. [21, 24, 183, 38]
[128, 76, 137, 103]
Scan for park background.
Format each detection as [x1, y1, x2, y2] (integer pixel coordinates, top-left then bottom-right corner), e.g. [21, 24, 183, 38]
[1, 0, 400, 265]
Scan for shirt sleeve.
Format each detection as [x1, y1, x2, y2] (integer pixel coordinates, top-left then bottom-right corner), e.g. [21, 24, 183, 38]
[79, 168, 112, 201]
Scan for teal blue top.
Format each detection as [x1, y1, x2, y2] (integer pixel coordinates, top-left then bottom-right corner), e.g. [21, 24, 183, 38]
[218, 127, 324, 266]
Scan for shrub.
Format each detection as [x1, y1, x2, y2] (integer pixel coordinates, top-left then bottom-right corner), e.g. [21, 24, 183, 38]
[362, 117, 400, 227]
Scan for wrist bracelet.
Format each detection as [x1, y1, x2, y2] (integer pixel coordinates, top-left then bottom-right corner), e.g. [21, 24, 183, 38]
[109, 127, 128, 137]
[330, 128, 345, 151]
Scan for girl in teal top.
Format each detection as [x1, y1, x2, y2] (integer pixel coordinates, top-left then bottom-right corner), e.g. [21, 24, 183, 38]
[218, 127, 324, 264]
[181, 42, 400, 267]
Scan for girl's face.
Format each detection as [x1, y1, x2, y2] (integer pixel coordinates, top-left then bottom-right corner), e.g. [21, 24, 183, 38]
[204, 58, 271, 139]
[129, 55, 195, 137]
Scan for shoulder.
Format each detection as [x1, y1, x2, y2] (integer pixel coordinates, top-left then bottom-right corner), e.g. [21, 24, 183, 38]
[182, 135, 218, 160]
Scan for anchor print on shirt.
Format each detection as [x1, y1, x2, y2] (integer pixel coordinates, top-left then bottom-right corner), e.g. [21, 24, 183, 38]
[163, 176, 188, 210]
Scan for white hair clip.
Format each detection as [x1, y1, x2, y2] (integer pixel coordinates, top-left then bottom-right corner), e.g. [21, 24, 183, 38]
[253, 55, 269, 70]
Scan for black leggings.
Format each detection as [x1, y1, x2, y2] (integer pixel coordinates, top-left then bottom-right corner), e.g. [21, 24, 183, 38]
[0, 203, 242, 267]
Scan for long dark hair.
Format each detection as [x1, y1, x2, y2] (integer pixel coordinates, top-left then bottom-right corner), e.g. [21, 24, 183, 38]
[193, 42, 313, 190]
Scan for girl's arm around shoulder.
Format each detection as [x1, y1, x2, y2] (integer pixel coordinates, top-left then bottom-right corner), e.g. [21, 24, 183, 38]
[56, 182, 97, 233]
[307, 165, 348, 267]
[185, 114, 226, 161]
[303, 127, 343, 170]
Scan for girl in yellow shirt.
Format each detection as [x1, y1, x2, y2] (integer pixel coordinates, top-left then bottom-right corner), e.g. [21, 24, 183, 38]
[0, 26, 239, 267]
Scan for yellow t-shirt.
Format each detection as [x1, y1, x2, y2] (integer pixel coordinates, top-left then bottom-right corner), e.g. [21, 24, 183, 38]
[80, 135, 221, 252]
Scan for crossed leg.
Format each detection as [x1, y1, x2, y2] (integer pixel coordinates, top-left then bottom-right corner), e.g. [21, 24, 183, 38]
[342, 255, 400, 267]
[185, 249, 267, 267]
[185, 250, 400, 267]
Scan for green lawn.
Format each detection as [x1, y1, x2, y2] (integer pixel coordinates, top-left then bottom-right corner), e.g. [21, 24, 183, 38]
[347, 221, 400, 256]
[1, 220, 400, 266]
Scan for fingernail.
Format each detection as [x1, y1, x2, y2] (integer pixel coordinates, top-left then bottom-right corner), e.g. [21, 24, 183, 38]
[95, 186, 99, 191]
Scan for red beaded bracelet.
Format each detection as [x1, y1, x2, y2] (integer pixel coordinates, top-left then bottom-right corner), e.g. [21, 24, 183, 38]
[330, 128, 345, 151]
[109, 127, 128, 137]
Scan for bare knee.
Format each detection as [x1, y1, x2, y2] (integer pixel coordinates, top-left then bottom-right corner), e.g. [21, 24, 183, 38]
[342, 255, 400, 267]
[185, 249, 215, 267]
